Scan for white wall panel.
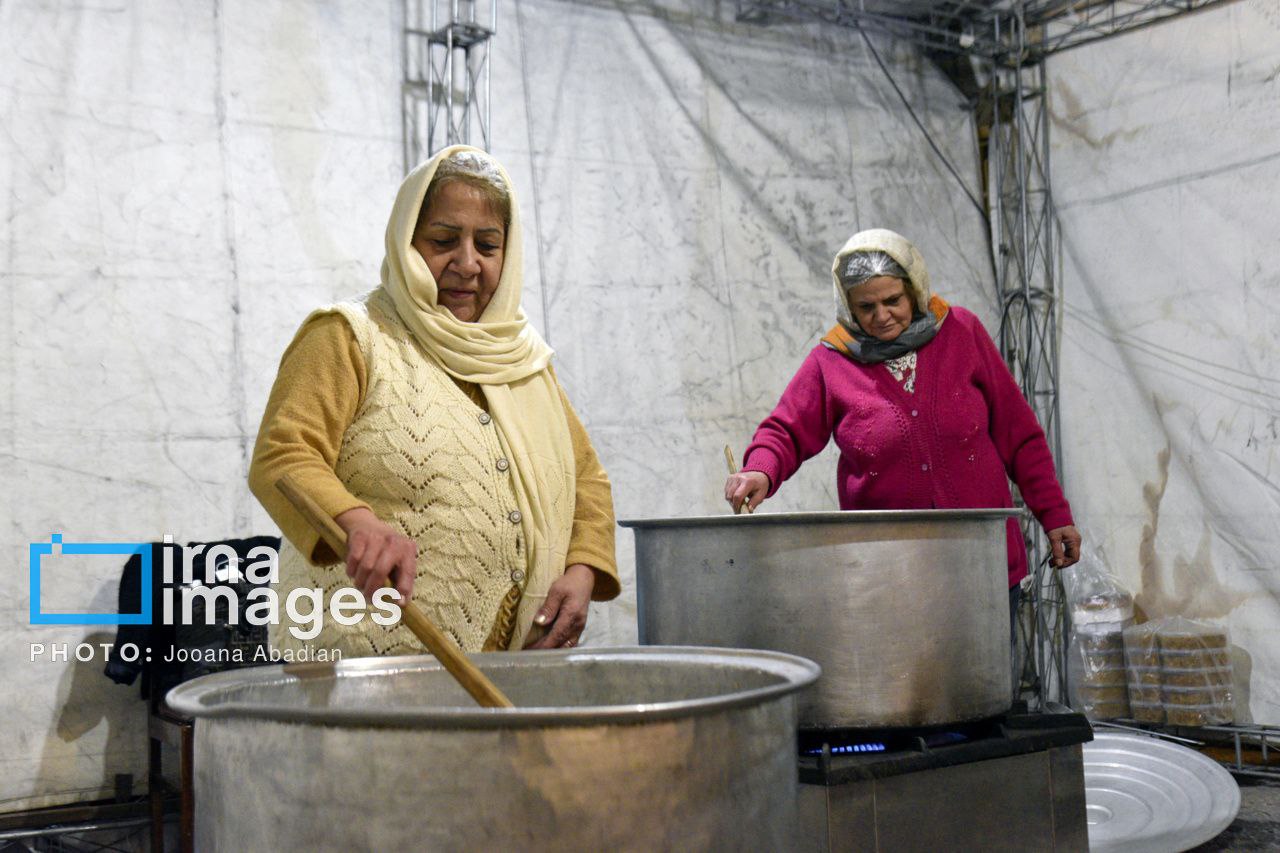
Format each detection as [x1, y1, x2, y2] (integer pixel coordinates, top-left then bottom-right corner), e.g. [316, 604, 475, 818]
[495, 2, 992, 663]
[1, 0, 992, 812]
[0, 0, 401, 813]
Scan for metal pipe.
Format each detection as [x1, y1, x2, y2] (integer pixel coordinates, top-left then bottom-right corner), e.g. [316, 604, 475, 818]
[485, 0, 495, 149]
[1094, 720, 1203, 746]
[445, 21, 455, 147]
[0, 817, 154, 841]
[990, 15, 1004, 306]
[462, 42, 472, 145]
[1220, 765, 1280, 780]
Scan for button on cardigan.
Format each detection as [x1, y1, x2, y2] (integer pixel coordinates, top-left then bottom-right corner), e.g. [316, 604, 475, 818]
[743, 306, 1073, 588]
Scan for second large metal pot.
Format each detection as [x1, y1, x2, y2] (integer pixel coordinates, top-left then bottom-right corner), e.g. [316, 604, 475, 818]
[622, 509, 1017, 729]
[166, 646, 818, 851]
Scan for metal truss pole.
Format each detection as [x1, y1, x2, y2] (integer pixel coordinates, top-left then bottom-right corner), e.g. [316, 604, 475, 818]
[402, 0, 497, 171]
[1025, 0, 1238, 58]
[734, 0, 1237, 62]
[989, 7, 1067, 710]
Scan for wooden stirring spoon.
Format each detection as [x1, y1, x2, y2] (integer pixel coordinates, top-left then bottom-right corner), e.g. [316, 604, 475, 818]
[275, 474, 514, 708]
[723, 445, 754, 515]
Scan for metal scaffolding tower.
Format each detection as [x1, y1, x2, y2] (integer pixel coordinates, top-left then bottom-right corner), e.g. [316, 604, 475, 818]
[987, 10, 1066, 709]
[402, 0, 497, 171]
[1019, 0, 1238, 58]
[735, 1, 1236, 63]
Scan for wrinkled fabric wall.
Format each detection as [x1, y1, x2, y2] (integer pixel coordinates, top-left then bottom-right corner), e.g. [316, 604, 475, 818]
[0, 0, 990, 812]
[491, 1, 994, 646]
[1051, 1, 1280, 724]
[0, 0, 405, 814]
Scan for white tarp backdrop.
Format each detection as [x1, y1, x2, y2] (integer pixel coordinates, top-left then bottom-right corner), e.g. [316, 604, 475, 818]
[0, 0, 989, 812]
[1050, 1, 1280, 725]
[0, 0, 1274, 814]
[2, 0, 408, 813]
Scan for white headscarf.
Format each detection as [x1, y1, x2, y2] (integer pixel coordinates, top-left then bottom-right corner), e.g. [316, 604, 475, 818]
[830, 228, 935, 330]
[821, 228, 948, 364]
[380, 146, 553, 380]
[379, 145, 575, 648]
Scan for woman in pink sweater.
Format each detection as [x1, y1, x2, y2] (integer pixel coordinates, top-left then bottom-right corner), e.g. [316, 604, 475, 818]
[724, 229, 1081, 606]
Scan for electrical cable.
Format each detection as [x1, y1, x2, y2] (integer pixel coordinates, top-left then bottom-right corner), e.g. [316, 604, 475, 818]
[514, 0, 553, 345]
[857, 25, 987, 220]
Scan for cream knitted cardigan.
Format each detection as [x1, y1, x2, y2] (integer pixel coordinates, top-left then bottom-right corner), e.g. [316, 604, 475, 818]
[271, 289, 560, 654]
[377, 145, 577, 650]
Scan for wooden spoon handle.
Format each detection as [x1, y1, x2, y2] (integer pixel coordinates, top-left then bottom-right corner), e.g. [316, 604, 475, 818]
[723, 445, 754, 514]
[275, 475, 514, 708]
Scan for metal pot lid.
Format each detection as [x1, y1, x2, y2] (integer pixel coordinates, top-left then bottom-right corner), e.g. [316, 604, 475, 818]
[1083, 731, 1239, 852]
[165, 645, 820, 729]
[619, 508, 1023, 529]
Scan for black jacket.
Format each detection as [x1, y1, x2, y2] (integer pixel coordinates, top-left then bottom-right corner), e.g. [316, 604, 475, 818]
[104, 536, 280, 699]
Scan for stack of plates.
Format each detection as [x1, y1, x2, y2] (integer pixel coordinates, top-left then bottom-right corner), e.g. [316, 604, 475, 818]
[1083, 731, 1240, 852]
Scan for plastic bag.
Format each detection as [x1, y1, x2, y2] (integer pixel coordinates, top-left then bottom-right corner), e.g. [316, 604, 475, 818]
[1061, 543, 1134, 721]
[1123, 622, 1163, 723]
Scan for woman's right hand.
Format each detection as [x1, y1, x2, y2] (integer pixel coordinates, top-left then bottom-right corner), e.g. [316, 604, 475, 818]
[724, 471, 770, 514]
[334, 507, 417, 602]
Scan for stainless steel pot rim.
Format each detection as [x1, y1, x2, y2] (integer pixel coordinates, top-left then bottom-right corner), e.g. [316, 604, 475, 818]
[619, 508, 1023, 529]
[165, 645, 821, 729]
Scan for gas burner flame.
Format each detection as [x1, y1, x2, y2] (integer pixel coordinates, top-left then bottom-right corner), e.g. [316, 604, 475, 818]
[803, 741, 886, 757]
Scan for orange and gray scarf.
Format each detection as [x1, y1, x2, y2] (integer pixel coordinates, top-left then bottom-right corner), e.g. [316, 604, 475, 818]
[823, 229, 950, 364]
[822, 294, 950, 364]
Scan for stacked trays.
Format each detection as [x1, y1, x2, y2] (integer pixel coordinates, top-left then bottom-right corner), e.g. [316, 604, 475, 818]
[1083, 731, 1239, 852]
[1123, 623, 1162, 724]
[1123, 617, 1234, 726]
[1077, 630, 1129, 719]
[1158, 619, 1233, 726]
[1070, 592, 1133, 720]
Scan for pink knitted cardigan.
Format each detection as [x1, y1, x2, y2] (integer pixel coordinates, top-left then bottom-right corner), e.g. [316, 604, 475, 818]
[743, 306, 1073, 588]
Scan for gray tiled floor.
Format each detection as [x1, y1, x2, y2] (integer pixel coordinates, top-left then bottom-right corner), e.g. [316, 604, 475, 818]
[1191, 778, 1280, 852]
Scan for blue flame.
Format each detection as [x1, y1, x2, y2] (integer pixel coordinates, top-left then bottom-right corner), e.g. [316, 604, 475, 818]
[804, 742, 887, 756]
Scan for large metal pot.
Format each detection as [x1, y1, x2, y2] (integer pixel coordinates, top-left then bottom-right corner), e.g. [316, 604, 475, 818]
[166, 646, 818, 851]
[621, 509, 1017, 729]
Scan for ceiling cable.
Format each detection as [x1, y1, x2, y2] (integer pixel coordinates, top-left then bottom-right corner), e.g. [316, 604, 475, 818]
[857, 25, 986, 220]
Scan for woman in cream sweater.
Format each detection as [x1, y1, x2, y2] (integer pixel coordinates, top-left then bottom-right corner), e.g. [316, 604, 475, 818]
[249, 146, 618, 657]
